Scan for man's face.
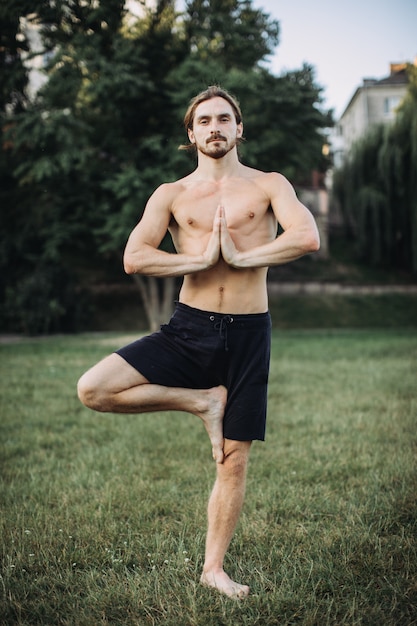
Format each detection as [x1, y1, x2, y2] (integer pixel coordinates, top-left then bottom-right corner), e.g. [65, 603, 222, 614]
[188, 97, 243, 159]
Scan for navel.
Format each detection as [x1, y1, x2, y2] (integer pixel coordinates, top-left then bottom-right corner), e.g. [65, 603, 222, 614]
[218, 285, 224, 308]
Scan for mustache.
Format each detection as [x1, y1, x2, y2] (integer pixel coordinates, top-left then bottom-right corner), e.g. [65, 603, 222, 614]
[207, 134, 227, 143]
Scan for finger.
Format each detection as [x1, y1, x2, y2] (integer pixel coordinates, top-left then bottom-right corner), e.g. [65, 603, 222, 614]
[218, 207, 229, 231]
[213, 206, 223, 231]
[213, 213, 221, 233]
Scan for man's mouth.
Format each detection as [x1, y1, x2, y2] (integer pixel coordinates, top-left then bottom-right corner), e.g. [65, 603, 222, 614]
[207, 136, 226, 143]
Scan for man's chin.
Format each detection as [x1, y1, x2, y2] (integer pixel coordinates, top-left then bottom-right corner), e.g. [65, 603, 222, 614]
[203, 145, 229, 159]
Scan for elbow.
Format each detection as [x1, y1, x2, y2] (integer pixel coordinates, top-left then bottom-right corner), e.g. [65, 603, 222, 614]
[304, 228, 321, 254]
[310, 233, 321, 254]
[123, 253, 138, 275]
[124, 263, 135, 275]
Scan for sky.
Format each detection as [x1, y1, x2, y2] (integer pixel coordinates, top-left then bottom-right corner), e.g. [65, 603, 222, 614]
[252, 0, 417, 117]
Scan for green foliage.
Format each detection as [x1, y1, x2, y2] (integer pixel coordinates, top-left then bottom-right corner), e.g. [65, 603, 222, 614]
[0, 0, 33, 113]
[333, 63, 417, 273]
[1, 0, 331, 334]
[183, 0, 280, 70]
[3, 264, 90, 335]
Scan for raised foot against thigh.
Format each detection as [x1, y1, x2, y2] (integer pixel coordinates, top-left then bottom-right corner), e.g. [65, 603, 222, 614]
[198, 386, 227, 464]
[200, 570, 250, 599]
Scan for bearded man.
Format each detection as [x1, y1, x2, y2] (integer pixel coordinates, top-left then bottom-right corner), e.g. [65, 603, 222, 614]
[77, 85, 320, 599]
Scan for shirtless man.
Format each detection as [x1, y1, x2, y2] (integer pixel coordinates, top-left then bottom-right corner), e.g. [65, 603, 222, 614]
[77, 86, 320, 599]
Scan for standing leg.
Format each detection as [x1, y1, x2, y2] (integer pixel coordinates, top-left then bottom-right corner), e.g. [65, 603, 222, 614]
[200, 439, 252, 598]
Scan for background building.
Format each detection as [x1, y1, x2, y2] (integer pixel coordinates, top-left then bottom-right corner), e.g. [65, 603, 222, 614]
[331, 60, 415, 168]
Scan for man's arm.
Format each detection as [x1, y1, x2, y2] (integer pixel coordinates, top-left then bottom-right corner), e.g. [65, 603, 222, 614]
[220, 173, 320, 268]
[124, 183, 221, 277]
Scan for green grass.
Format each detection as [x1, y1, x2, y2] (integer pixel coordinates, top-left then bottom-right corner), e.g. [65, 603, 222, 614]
[1, 330, 416, 625]
[269, 294, 417, 329]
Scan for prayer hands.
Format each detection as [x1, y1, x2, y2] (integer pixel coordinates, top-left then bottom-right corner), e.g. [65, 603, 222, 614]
[203, 205, 240, 268]
[217, 205, 240, 266]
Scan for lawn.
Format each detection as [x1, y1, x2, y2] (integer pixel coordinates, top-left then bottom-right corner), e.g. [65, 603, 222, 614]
[1, 329, 416, 625]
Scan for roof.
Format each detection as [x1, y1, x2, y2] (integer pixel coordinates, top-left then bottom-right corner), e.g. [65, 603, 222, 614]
[376, 68, 408, 86]
[339, 62, 411, 120]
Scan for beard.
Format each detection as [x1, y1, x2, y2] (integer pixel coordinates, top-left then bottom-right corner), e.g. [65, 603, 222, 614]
[196, 135, 237, 160]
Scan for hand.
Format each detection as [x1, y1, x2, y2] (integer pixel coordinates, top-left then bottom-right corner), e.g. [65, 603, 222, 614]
[202, 206, 221, 268]
[218, 205, 241, 266]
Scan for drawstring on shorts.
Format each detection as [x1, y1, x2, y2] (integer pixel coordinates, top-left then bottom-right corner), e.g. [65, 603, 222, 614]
[210, 314, 234, 351]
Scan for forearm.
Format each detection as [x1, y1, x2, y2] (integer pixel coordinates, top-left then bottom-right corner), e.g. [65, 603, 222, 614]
[230, 227, 320, 269]
[124, 245, 211, 277]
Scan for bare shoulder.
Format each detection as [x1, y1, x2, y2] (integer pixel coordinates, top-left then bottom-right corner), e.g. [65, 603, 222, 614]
[150, 179, 187, 205]
[244, 167, 292, 190]
[241, 166, 295, 200]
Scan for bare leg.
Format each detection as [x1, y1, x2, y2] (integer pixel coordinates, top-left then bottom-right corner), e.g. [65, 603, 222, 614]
[77, 353, 227, 462]
[200, 439, 252, 599]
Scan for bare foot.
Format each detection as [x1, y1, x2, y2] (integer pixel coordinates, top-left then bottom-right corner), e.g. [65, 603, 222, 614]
[200, 570, 250, 599]
[198, 386, 227, 463]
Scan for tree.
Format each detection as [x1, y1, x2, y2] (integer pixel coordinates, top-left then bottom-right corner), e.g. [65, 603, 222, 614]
[183, 0, 279, 70]
[0, 1, 39, 331]
[6, 0, 185, 332]
[2, 0, 331, 333]
[333, 63, 417, 274]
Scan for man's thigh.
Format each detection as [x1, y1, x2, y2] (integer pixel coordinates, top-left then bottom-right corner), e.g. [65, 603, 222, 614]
[80, 353, 149, 393]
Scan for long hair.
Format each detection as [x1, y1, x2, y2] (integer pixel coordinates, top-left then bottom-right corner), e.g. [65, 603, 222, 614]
[178, 85, 244, 152]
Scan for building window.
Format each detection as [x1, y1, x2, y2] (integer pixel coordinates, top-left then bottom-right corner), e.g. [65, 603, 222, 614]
[383, 96, 401, 117]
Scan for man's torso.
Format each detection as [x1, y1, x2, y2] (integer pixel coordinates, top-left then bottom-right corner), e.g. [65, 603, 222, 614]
[168, 166, 277, 314]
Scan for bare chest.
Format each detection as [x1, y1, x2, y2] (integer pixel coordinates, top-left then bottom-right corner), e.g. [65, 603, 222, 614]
[170, 179, 271, 234]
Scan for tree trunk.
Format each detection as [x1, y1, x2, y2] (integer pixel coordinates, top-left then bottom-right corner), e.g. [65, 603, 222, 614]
[131, 274, 177, 332]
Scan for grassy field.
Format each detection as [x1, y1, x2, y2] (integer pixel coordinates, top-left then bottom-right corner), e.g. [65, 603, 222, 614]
[1, 329, 416, 625]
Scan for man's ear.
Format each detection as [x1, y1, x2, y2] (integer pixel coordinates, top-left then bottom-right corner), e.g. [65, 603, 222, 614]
[237, 123, 243, 138]
[188, 128, 195, 144]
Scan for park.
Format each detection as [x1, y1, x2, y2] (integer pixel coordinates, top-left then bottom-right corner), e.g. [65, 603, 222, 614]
[1, 1, 417, 624]
[1, 327, 416, 624]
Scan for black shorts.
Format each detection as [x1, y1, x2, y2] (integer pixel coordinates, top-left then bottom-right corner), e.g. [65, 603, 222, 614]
[116, 302, 271, 441]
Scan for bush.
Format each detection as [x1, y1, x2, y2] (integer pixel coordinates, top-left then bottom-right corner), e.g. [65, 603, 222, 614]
[3, 264, 91, 335]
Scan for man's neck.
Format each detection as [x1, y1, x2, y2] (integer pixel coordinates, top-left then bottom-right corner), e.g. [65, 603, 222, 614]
[194, 150, 242, 181]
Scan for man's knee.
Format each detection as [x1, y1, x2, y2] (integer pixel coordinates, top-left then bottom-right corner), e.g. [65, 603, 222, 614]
[77, 372, 107, 411]
[221, 441, 251, 480]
